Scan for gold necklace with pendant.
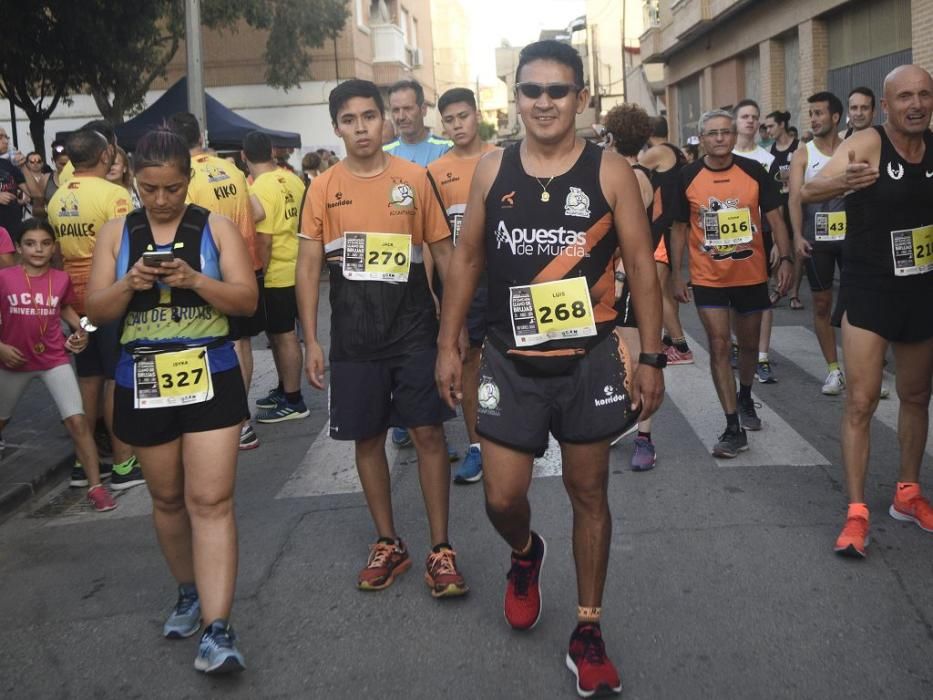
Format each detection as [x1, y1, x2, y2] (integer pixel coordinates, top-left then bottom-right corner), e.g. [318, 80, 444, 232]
[22, 266, 52, 354]
[536, 176, 556, 202]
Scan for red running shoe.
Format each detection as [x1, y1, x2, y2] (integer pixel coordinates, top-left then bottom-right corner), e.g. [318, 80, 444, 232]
[834, 514, 869, 558]
[357, 539, 411, 590]
[504, 531, 546, 630]
[424, 547, 469, 598]
[566, 623, 622, 698]
[889, 483, 933, 533]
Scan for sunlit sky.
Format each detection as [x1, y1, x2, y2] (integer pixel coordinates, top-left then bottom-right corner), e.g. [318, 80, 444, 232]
[467, 0, 587, 82]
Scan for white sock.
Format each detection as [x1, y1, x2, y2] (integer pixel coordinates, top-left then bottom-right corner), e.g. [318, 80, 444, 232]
[758, 352, 769, 363]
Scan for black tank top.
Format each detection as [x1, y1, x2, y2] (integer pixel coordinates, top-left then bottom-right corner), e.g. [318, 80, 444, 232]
[844, 125, 933, 292]
[769, 138, 799, 198]
[485, 140, 618, 353]
[649, 143, 686, 244]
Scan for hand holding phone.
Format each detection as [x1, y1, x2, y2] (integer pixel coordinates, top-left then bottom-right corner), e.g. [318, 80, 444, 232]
[142, 251, 175, 267]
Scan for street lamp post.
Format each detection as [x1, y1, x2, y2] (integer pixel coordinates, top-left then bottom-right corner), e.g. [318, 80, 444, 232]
[185, 0, 207, 144]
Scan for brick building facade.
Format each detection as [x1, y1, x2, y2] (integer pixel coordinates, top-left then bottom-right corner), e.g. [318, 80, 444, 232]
[640, 0, 931, 144]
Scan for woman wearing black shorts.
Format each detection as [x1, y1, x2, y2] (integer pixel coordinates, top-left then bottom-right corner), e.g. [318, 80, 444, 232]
[86, 128, 257, 673]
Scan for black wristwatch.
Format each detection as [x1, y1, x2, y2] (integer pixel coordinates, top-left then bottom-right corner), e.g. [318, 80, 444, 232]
[639, 352, 668, 369]
[779, 255, 793, 265]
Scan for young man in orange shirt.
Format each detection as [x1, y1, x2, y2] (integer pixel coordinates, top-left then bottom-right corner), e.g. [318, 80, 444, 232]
[427, 88, 499, 484]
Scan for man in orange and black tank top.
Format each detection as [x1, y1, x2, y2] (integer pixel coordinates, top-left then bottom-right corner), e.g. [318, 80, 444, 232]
[436, 40, 664, 698]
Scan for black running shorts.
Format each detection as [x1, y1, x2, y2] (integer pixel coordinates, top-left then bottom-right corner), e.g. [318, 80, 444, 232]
[614, 280, 637, 328]
[264, 285, 298, 335]
[833, 284, 933, 343]
[74, 319, 121, 379]
[804, 244, 843, 293]
[328, 347, 456, 441]
[113, 367, 248, 447]
[228, 272, 267, 340]
[475, 331, 638, 454]
[692, 282, 770, 315]
[467, 286, 489, 348]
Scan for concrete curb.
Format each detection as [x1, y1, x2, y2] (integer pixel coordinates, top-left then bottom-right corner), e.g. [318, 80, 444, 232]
[0, 452, 74, 523]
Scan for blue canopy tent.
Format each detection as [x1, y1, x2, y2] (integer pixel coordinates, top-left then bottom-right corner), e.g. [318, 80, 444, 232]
[109, 77, 301, 151]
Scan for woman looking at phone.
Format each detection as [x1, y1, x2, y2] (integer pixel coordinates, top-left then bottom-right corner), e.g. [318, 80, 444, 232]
[86, 127, 257, 674]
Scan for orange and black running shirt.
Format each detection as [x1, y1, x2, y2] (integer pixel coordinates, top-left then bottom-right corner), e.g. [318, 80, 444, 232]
[300, 155, 450, 361]
[427, 143, 498, 244]
[671, 155, 782, 288]
[484, 140, 619, 353]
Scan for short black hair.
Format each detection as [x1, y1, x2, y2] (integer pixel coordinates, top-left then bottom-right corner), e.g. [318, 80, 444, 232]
[438, 88, 476, 114]
[766, 110, 791, 127]
[516, 40, 585, 90]
[388, 79, 425, 106]
[651, 116, 669, 139]
[65, 129, 110, 169]
[808, 91, 844, 119]
[168, 112, 201, 149]
[134, 127, 191, 175]
[16, 217, 54, 244]
[79, 119, 115, 145]
[848, 86, 876, 109]
[328, 79, 385, 124]
[51, 140, 66, 156]
[242, 131, 273, 164]
[733, 99, 760, 116]
[788, 126, 799, 137]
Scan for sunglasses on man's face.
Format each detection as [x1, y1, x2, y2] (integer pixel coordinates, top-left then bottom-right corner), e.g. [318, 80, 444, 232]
[28, 159, 42, 164]
[516, 82, 579, 100]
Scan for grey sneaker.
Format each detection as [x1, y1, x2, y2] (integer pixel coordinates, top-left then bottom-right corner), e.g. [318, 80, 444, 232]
[163, 584, 201, 639]
[195, 620, 245, 674]
[755, 360, 777, 384]
[630, 436, 656, 471]
[255, 387, 284, 410]
[713, 427, 748, 458]
[737, 394, 762, 431]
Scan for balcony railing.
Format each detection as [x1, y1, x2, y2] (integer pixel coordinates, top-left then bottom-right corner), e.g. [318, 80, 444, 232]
[371, 22, 407, 65]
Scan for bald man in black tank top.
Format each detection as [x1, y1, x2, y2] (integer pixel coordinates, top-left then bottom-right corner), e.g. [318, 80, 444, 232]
[436, 40, 663, 698]
[803, 65, 933, 559]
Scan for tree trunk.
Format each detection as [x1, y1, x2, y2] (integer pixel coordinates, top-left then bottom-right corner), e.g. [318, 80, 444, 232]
[28, 117, 47, 162]
[92, 91, 124, 125]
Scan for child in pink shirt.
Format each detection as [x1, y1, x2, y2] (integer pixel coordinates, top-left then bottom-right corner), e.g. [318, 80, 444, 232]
[0, 225, 13, 267]
[0, 218, 116, 512]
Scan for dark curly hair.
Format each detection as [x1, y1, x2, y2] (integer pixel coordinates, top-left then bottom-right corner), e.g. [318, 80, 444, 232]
[603, 103, 653, 157]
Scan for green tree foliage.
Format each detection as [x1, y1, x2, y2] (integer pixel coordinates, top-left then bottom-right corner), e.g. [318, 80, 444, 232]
[479, 122, 498, 142]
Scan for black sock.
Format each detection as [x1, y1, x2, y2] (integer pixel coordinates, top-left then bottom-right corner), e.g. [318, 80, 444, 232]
[637, 431, 652, 442]
[515, 533, 539, 560]
[276, 380, 284, 393]
[738, 383, 752, 401]
[674, 340, 689, 353]
[432, 542, 452, 553]
[726, 412, 740, 431]
[285, 390, 302, 404]
[377, 536, 398, 546]
[662, 335, 673, 347]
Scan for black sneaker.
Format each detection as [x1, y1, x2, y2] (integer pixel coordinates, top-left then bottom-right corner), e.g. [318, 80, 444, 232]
[737, 394, 762, 431]
[110, 457, 146, 491]
[69, 461, 111, 487]
[712, 427, 748, 458]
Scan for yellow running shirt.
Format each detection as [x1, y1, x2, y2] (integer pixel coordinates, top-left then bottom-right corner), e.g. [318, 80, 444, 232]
[48, 175, 131, 312]
[251, 169, 306, 288]
[187, 153, 260, 270]
[59, 159, 75, 185]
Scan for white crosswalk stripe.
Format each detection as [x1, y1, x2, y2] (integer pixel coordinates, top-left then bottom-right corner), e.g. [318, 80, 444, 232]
[769, 325, 933, 458]
[674, 333, 831, 467]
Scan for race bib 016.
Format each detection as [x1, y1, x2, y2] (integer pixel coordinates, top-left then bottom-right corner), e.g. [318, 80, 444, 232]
[509, 277, 596, 347]
[891, 224, 933, 277]
[134, 347, 213, 409]
[342, 232, 412, 282]
[815, 211, 847, 242]
[703, 208, 753, 247]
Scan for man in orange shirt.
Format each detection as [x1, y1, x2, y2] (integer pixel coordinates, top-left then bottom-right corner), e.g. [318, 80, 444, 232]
[296, 79, 468, 598]
[427, 88, 499, 484]
[670, 109, 793, 458]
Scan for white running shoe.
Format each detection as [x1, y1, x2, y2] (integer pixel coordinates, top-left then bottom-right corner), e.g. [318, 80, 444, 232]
[821, 368, 845, 396]
[879, 383, 891, 400]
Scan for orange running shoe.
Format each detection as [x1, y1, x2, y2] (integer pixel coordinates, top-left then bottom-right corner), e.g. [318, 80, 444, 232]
[424, 547, 469, 598]
[889, 483, 933, 533]
[834, 508, 869, 558]
[357, 539, 411, 591]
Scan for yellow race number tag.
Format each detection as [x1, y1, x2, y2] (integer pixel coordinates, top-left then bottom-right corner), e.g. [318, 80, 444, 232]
[134, 347, 213, 409]
[343, 232, 412, 282]
[891, 224, 933, 277]
[703, 208, 753, 246]
[815, 211, 847, 242]
[509, 277, 597, 347]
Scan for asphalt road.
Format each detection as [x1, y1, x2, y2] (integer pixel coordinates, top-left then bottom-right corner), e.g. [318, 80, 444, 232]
[1, 286, 931, 699]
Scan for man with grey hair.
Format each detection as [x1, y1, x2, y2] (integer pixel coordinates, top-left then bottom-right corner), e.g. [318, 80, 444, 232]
[669, 109, 793, 458]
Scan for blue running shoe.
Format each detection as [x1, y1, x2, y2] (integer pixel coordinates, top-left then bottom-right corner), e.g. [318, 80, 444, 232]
[454, 445, 483, 484]
[755, 360, 777, 384]
[256, 400, 310, 424]
[255, 387, 284, 410]
[391, 427, 413, 448]
[163, 584, 201, 639]
[630, 436, 656, 472]
[195, 620, 245, 674]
